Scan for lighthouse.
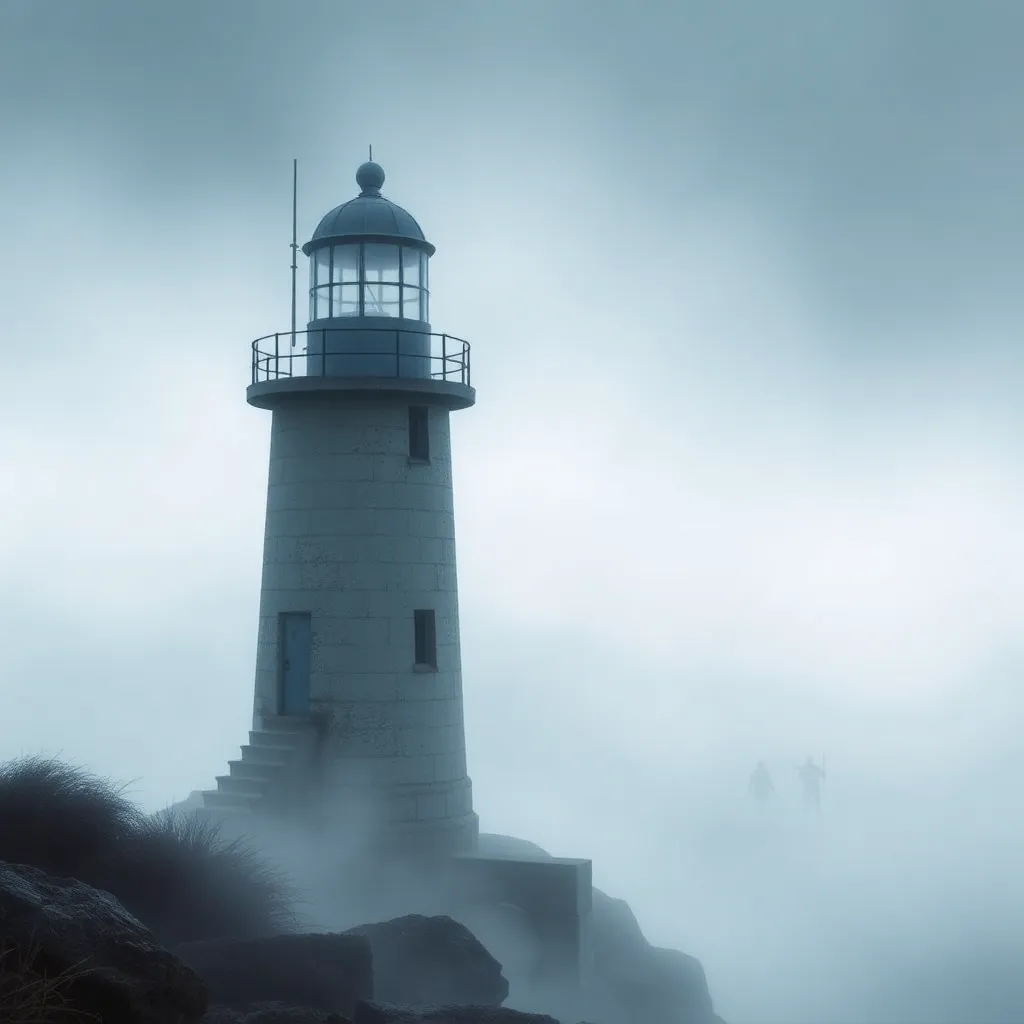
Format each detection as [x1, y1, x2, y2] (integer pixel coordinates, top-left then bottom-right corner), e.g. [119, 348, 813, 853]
[202, 160, 479, 860]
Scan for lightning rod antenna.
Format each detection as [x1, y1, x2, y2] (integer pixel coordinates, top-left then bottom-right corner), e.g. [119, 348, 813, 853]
[290, 158, 298, 348]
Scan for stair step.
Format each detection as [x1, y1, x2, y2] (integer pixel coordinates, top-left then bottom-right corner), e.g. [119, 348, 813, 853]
[230, 757, 286, 778]
[240, 743, 297, 764]
[216, 775, 274, 798]
[249, 730, 300, 749]
[202, 789, 261, 811]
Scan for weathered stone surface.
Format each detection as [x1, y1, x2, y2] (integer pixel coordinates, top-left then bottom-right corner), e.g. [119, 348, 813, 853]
[352, 1003, 559, 1024]
[589, 887, 647, 966]
[477, 834, 719, 1024]
[0, 859, 207, 1024]
[202, 1002, 354, 1023]
[603, 944, 715, 1023]
[175, 933, 372, 1017]
[344, 915, 508, 1008]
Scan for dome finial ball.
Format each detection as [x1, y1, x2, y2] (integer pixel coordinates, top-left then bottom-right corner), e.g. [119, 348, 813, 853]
[356, 161, 385, 195]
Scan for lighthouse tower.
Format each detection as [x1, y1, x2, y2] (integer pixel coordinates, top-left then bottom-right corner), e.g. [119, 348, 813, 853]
[204, 160, 479, 859]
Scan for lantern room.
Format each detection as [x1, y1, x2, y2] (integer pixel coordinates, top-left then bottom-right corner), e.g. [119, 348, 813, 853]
[246, 159, 474, 412]
[304, 161, 433, 324]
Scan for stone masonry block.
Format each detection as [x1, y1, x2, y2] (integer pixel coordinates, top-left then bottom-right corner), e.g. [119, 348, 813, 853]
[330, 700, 397, 731]
[314, 617, 349, 645]
[346, 425, 407, 457]
[328, 644, 411, 674]
[264, 590, 368, 618]
[327, 672, 400, 701]
[417, 791, 447, 820]
[274, 536, 298, 563]
[311, 643, 343, 674]
[419, 537, 444, 564]
[339, 481, 395, 509]
[393, 754, 437, 785]
[345, 616, 390, 646]
[394, 563, 440, 592]
[329, 454, 378, 482]
[373, 508, 414, 536]
[357, 535, 423, 564]
[405, 508, 447, 538]
[301, 562, 350, 590]
[446, 699, 465, 726]
[264, 562, 332, 591]
[397, 726, 448, 757]
[396, 672, 450, 702]
[390, 482, 446, 512]
[292, 536, 354, 564]
[389, 795, 419, 822]
[271, 454, 377, 485]
[326, 561, 396, 592]
[437, 616, 460, 645]
[391, 700, 447, 730]
[307, 508, 375, 535]
[333, 728, 398, 757]
[432, 420, 453, 459]
[428, 653, 453, 686]
[370, 457, 412, 484]
[446, 787, 469, 817]
[433, 752, 458, 782]
[436, 565, 459, 591]
[429, 484, 456, 513]
[433, 513, 455, 539]
[265, 483, 305, 513]
[330, 755, 397, 788]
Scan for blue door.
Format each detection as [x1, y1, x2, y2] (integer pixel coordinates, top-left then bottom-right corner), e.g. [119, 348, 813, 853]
[279, 612, 312, 715]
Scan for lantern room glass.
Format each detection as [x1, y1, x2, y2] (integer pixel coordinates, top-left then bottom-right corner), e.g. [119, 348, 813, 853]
[307, 243, 429, 322]
[332, 245, 360, 284]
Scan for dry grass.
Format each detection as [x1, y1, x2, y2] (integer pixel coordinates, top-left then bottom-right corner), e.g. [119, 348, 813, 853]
[0, 756, 297, 946]
[0, 939, 98, 1023]
[120, 808, 298, 946]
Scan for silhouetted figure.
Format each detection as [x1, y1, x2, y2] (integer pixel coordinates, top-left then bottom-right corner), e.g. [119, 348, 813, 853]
[797, 755, 826, 811]
[748, 761, 775, 803]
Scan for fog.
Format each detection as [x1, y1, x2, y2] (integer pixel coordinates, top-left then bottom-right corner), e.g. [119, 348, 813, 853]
[2, 2, 1023, 1022]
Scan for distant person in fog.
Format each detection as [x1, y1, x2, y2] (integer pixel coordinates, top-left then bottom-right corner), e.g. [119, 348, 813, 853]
[748, 761, 775, 804]
[797, 755, 826, 810]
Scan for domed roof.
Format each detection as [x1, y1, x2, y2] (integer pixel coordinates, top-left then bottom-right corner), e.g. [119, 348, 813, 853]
[307, 161, 431, 249]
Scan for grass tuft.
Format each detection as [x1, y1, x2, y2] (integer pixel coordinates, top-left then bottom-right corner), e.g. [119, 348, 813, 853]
[0, 939, 98, 1023]
[0, 756, 298, 947]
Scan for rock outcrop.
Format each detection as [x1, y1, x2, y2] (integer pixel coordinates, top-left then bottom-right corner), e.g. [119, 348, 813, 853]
[343, 915, 508, 1009]
[1, 834, 720, 1024]
[175, 933, 374, 1018]
[351, 1003, 560, 1024]
[201, 1003, 354, 1023]
[0, 859, 208, 1024]
[476, 833, 718, 1024]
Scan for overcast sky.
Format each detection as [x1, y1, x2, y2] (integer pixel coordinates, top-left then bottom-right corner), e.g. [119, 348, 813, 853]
[2, 3, 1023, 1023]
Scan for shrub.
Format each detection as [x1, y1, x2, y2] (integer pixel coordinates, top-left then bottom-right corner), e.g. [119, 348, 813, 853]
[0, 756, 143, 887]
[0, 757, 297, 947]
[118, 809, 298, 946]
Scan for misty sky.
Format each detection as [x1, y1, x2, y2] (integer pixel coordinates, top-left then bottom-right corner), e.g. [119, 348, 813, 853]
[1, 3, 1023, 1023]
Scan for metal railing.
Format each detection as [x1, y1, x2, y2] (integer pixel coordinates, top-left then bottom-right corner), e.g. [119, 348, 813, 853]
[250, 328, 471, 387]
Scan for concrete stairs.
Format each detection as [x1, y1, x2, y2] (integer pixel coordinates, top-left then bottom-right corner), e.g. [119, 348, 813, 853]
[200, 715, 318, 820]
